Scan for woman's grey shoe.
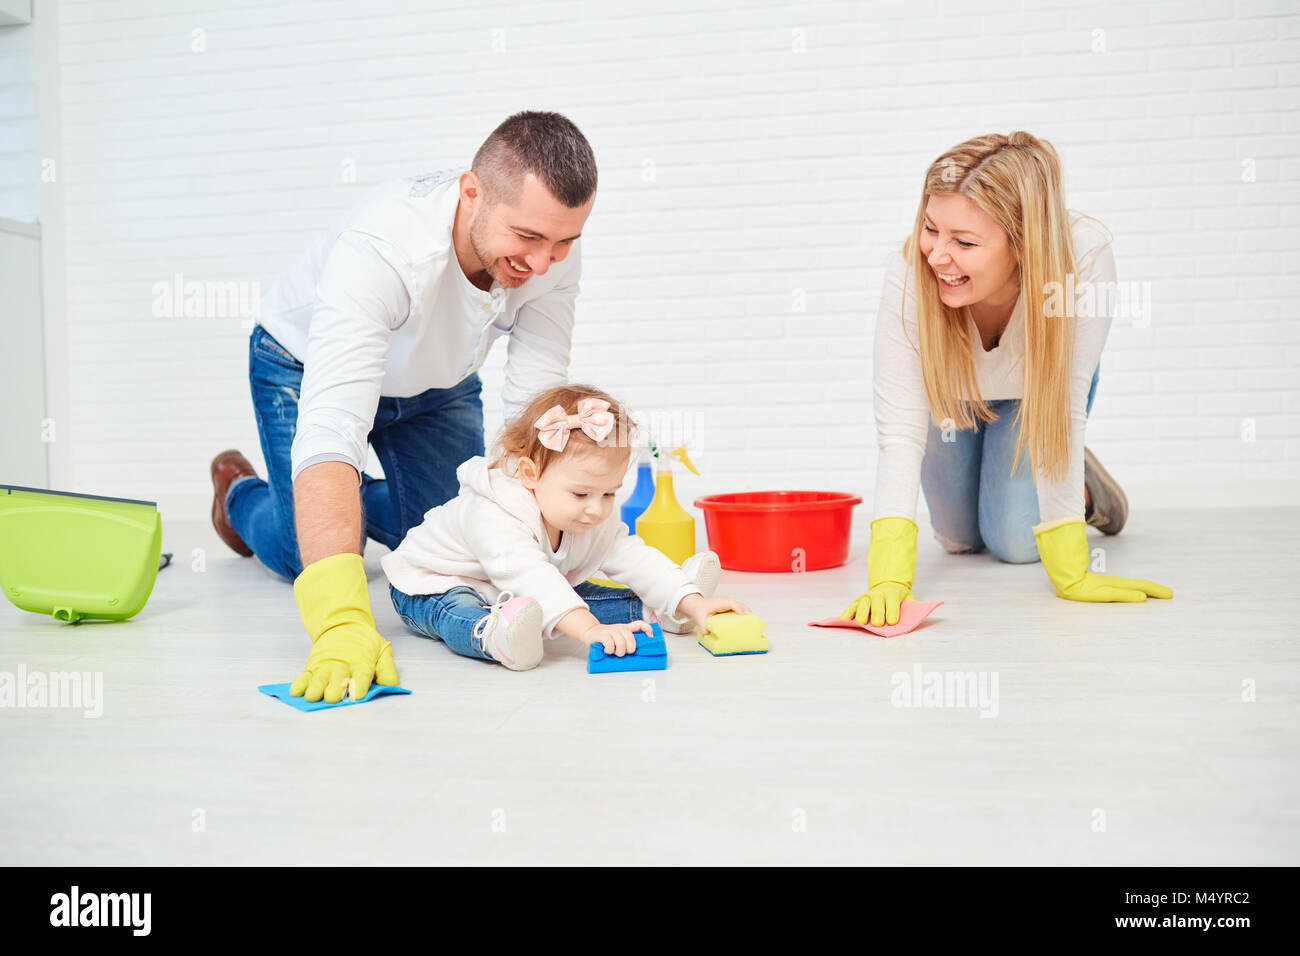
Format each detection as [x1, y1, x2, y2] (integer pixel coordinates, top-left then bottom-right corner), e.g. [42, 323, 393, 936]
[1083, 446, 1128, 535]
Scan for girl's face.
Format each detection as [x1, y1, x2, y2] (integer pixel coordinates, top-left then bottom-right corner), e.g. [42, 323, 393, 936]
[918, 193, 1020, 311]
[518, 447, 629, 539]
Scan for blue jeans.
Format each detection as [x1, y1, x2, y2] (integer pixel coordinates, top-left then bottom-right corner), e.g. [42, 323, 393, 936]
[919, 363, 1100, 565]
[389, 580, 647, 663]
[226, 325, 486, 580]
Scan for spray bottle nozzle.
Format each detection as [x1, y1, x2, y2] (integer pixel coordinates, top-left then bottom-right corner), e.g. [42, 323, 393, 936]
[670, 446, 700, 476]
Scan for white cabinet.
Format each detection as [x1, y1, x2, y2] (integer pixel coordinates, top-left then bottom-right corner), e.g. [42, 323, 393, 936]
[0, 218, 47, 487]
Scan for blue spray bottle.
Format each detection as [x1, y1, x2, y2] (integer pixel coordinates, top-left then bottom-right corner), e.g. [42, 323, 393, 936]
[620, 444, 655, 530]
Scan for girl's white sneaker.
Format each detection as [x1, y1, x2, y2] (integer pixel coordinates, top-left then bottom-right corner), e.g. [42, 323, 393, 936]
[474, 592, 543, 671]
[660, 550, 721, 634]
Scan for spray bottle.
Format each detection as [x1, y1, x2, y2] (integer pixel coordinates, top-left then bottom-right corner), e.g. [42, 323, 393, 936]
[635, 444, 699, 565]
[620, 444, 655, 530]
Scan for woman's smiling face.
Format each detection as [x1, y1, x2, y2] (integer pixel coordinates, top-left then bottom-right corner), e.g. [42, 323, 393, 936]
[919, 193, 1020, 310]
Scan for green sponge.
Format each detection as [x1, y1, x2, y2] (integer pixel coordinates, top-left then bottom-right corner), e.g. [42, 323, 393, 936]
[698, 611, 769, 656]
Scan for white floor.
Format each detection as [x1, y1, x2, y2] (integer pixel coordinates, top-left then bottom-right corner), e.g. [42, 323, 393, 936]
[2, 508, 1296, 866]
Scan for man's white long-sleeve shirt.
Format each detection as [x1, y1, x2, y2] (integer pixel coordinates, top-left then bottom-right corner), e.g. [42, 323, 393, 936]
[253, 169, 581, 482]
[872, 215, 1116, 526]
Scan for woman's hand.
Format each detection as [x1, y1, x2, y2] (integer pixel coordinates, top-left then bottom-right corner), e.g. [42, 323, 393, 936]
[1035, 517, 1173, 602]
[840, 516, 919, 626]
[841, 581, 914, 627]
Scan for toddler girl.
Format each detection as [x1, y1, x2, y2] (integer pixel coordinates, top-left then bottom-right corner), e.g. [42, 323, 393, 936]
[382, 384, 749, 670]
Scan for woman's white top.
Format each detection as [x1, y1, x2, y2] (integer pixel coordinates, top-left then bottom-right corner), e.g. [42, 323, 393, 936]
[872, 216, 1116, 526]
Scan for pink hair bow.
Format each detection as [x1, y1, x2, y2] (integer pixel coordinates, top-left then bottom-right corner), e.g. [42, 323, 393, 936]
[534, 398, 615, 452]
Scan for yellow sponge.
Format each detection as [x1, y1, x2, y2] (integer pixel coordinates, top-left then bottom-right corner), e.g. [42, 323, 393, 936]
[698, 611, 769, 656]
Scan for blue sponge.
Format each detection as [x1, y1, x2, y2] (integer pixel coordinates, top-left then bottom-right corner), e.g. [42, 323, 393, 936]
[587, 622, 667, 674]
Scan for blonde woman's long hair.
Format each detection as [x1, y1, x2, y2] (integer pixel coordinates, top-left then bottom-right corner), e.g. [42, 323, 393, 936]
[903, 131, 1096, 482]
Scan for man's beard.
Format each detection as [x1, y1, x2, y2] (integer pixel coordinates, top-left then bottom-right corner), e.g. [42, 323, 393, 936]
[468, 206, 519, 287]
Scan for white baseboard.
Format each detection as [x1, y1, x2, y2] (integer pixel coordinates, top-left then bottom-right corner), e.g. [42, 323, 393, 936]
[157, 480, 1297, 555]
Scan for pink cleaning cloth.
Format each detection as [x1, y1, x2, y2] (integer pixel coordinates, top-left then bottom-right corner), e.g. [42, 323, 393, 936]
[809, 600, 943, 638]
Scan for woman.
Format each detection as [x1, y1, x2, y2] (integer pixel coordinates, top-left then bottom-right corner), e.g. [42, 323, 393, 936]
[843, 132, 1172, 628]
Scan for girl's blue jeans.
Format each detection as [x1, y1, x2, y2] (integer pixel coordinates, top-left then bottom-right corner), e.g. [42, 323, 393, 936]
[389, 580, 647, 663]
[919, 363, 1100, 565]
[225, 325, 485, 580]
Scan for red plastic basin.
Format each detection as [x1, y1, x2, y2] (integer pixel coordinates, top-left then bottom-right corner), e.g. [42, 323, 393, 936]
[694, 491, 863, 572]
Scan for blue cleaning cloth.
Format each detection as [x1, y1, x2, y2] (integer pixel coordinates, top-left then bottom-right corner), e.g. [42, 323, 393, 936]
[258, 682, 411, 711]
[587, 622, 667, 674]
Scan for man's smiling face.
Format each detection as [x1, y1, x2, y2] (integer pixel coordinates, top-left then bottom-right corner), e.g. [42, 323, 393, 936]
[461, 171, 593, 288]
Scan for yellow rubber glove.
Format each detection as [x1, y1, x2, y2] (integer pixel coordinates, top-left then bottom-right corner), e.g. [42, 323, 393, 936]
[291, 552, 399, 703]
[841, 516, 918, 627]
[1034, 516, 1173, 602]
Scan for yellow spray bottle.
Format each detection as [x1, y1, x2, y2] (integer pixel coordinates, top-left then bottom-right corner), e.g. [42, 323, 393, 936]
[635, 445, 699, 565]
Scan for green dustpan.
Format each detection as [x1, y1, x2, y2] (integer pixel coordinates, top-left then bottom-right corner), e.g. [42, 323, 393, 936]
[0, 484, 163, 623]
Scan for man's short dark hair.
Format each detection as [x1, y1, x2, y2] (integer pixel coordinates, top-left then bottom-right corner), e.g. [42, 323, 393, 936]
[472, 111, 597, 208]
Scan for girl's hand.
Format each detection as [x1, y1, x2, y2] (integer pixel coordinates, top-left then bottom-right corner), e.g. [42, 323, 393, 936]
[676, 594, 751, 634]
[582, 620, 654, 657]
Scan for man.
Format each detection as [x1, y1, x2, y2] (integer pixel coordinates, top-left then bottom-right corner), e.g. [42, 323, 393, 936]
[209, 111, 597, 703]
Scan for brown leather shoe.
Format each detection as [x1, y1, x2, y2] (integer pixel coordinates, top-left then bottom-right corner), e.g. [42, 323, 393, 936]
[211, 449, 257, 556]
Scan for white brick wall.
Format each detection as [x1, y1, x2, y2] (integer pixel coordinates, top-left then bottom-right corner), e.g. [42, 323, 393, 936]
[21, 0, 1300, 529]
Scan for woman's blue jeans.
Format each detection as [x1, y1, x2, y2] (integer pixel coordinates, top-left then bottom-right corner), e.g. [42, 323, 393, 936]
[226, 325, 486, 580]
[389, 580, 646, 663]
[919, 364, 1100, 565]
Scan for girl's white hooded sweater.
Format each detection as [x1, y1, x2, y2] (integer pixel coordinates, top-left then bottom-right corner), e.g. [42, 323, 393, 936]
[381, 456, 701, 639]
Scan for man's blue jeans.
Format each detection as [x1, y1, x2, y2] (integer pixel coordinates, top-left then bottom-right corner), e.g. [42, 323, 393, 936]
[226, 325, 486, 580]
[919, 364, 1100, 565]
[389, 580, 646, 663]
